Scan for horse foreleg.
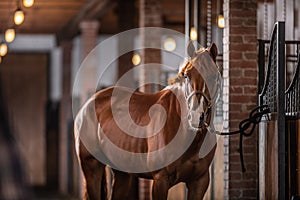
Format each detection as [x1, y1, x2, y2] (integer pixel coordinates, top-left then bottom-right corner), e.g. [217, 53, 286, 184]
[152, 177, 169, 200]
[80, 142, 106, 200]
[111, 170, 138, 200]
[186, 171, 209, 200]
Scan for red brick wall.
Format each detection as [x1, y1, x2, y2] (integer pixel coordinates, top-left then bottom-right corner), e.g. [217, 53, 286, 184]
[223, 0, 258, 199]
[139, 0, 162, 94]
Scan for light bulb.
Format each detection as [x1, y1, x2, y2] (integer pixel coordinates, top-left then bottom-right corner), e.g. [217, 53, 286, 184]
[190, 27, 197, 41]
[217, 15, 225, 28]
[132, 53, 141, 66]
[164, 38, 176, 52]
[5, 29, 16, 43]
[23, 0, 34, 8]
[14, 9, 25, 25]
[0, 43, 8, 57]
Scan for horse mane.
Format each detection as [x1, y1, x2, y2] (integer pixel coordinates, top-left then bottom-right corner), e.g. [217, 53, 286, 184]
[168, 59, 193, 85]
[168, 47, 206, 85]
[167, 76, 184, 85]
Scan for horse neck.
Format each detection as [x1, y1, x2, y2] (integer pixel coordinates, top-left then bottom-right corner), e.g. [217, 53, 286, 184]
[191, 129, 207, 153]
[163, 82, 186, 103]
[164, 81, 212, 148]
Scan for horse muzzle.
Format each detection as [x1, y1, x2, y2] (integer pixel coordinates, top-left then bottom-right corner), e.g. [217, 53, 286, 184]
[186, 91, 212, 132]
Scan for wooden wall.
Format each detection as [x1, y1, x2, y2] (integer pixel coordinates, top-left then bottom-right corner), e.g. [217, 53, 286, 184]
[0, 53, 48, 186]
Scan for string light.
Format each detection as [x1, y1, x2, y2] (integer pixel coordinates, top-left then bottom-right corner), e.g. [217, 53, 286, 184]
[190, 27, 197, 41]
[1, 0, 33, 57]
[23, 0, 34, 8]
[132, 53, 141, 66]
[0, 43, 8, 57]
[163, 38, 176, 52]
[14, 8, 25, 25]
[217, 14, 225, 28]
[5, 28, 16, 43]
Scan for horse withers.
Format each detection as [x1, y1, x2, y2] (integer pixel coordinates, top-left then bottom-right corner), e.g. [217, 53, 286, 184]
[74, 42, 222, 200]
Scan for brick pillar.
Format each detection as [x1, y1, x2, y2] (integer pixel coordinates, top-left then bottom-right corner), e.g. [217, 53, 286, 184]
[139, 0, 162, 199]
[80, 21, 100, 59]
[79, 20, 100, 101]
[223, 0, 258, 199]
[139, 0, 162, 93]
[117, 0, 135, 88]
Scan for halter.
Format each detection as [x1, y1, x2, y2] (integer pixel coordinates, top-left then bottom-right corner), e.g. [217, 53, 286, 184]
[183, 62, 213, 132]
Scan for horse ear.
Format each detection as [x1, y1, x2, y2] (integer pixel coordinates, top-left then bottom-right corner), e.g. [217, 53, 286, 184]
[187, 41, 196, 58]
[208, 43, 218, 62]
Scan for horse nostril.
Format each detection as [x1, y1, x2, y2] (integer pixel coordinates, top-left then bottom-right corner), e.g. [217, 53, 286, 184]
[200, 113, 204, 120]
[198, 113, 205, 127]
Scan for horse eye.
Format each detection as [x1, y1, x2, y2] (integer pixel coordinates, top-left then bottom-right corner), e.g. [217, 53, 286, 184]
[187, 74, 192, 79]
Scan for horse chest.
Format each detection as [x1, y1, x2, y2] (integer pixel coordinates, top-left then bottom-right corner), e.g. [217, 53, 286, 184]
[179, 158, 205, 179]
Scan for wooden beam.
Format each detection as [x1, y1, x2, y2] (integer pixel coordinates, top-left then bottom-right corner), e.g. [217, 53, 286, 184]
[56, 0, 115, 43]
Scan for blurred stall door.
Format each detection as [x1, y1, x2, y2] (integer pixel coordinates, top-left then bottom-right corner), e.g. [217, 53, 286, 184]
[0, 53, 48, 187]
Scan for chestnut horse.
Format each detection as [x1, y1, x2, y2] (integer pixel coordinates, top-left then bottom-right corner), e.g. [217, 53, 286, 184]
[74, 43, 221, 200]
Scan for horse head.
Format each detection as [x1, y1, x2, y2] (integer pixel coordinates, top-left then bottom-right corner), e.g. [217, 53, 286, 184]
[177, 42, 220, 131]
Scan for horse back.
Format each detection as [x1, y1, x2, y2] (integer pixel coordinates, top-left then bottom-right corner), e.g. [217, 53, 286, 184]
[93, 86, 183, 153]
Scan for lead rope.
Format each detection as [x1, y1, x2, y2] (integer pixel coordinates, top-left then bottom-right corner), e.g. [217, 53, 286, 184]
[210, 105, 271, 172]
